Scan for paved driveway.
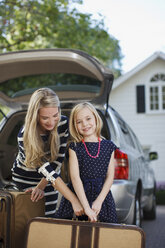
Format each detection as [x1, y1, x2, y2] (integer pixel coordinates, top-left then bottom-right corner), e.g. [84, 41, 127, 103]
[142, 205, 165, 248]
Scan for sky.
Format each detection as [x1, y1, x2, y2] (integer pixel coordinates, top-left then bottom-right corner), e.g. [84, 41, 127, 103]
[74, 0, 165, 73]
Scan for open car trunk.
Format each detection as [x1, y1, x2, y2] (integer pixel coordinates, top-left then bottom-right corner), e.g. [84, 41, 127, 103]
[0, 49, 114, 186]
[0, 49, 114, 109]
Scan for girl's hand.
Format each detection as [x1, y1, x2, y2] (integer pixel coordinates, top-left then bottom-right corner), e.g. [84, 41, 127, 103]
[71, 198, 84, 216]
[92, 199, 102, 216]
[84, 207, 97, 222]
[25, 187, 44, 202]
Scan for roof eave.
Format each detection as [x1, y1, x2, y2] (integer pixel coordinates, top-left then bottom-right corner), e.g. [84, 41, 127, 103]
[113, 51, 165, 90]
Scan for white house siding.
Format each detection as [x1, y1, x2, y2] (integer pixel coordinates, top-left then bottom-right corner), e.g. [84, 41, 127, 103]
[109, 57, 165, 184]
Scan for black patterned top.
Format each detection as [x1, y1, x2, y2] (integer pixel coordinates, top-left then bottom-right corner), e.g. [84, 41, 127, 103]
[12, 115, 69, 186]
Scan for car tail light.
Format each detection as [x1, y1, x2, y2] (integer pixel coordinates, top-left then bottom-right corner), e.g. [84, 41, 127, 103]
[114, 149, 129, 180]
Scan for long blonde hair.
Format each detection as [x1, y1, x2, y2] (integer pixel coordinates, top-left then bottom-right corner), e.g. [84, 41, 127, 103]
[23, 88, 61, 168]
[69, 102, 103, 142]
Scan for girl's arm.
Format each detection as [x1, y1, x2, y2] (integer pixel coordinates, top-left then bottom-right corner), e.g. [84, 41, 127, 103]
[53, 176, 84, 216]
[69, 148, 97, 222]
[92, 151, 115, 215]
[26, 175, 84, 216]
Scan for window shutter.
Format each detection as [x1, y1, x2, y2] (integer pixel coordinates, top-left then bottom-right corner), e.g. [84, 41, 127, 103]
[136, 85, 145, 113]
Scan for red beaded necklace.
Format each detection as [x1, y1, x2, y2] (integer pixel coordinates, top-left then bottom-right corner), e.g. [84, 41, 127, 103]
[82, 137, 101, 158]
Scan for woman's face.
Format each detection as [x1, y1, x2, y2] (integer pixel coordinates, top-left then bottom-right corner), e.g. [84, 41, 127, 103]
[38, 107, 59, 133]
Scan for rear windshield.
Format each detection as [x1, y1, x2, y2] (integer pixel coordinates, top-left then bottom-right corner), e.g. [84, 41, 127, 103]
[0, 73, 101, 98]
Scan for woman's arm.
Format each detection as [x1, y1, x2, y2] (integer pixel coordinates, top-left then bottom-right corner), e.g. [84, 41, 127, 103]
[26, 116, 69, 203]
[38, 116, 69, 183]
[69, 148, 97, 222]
[26, 174, 84, 216]
[92, 151, 115, 215]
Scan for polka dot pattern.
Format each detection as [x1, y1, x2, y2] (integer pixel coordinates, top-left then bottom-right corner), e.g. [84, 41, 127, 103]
[55, 139, 118, 223]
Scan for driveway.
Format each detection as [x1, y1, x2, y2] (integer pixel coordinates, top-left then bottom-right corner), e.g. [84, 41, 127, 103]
[142, 205, 165, 248]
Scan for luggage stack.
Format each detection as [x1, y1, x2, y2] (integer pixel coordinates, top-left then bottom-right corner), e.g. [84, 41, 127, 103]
[0, 189, 145, 248]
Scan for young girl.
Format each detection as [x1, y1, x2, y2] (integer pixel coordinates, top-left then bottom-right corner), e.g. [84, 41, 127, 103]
[55, 102, 118, 223]
[12, 88, 84, 218]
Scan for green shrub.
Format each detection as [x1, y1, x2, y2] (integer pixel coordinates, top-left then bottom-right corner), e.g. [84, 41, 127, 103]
[156, 190, 165, 205]
[0, 105, 11, 121]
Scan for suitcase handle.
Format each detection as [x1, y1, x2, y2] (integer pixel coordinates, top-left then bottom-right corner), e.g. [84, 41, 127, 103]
[0, 198, 6, 211]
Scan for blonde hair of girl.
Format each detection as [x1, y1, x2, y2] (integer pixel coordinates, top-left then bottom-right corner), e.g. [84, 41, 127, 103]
[23, 88, 61, 168]
[69, 102, 103, 142]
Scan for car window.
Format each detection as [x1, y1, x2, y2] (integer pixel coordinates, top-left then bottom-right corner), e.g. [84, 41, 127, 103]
[0, 104, 11, 122]
[97, 110, 110, 140]
[0, 74, 101, 98]
[129, 128, 143, 153]
[95, 107, 120, 147]
[107, 118, 116, 143]
[115, 115, 136, 148]
[7, 120, 24, 146]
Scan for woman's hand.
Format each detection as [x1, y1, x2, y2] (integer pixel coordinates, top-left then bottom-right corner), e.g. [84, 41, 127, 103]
[25, 187, 44, 202]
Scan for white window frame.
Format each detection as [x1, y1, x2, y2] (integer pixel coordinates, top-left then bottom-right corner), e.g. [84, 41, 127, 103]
[146, 73, 165, 114]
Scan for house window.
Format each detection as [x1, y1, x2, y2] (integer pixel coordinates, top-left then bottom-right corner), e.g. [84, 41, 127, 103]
[148, 73, 165, 113]
[150, 87, 159, 110]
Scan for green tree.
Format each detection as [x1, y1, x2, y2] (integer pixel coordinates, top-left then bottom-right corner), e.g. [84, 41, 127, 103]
[0, 0, 122, 75]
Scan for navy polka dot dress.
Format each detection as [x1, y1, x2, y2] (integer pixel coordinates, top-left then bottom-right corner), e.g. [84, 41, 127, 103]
[54, 139, 118, 223]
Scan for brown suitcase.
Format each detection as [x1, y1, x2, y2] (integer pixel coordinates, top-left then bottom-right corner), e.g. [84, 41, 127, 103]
[0, 189, 45, 248]
[25, 217, 145, 248]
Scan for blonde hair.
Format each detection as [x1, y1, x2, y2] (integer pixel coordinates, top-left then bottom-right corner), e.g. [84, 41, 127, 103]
[23, 88, 61, 168]
[69, 102, 103, 142]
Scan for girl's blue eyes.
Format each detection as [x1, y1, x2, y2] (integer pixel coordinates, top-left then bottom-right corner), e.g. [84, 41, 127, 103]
[77, 118, 91, 124]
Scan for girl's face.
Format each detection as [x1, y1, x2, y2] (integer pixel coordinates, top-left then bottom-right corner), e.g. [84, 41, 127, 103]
[38, 107, 59, 133]
[76, 107, 96, 139]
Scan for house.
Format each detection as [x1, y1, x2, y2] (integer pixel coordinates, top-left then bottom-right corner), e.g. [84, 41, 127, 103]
[110, 51, 165, 185]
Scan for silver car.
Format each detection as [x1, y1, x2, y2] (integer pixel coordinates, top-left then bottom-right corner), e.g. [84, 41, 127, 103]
[0, 49, 157, 226]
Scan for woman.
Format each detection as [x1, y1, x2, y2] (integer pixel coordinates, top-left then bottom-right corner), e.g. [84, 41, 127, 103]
[12, 88, 83, 217]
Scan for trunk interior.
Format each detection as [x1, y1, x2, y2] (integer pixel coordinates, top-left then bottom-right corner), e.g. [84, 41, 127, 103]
[0, 109, 110, 187]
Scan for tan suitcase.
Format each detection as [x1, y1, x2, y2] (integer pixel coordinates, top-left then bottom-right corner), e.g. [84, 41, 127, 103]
[25, 217, 145, 248]
[0, 189, 45, 248]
